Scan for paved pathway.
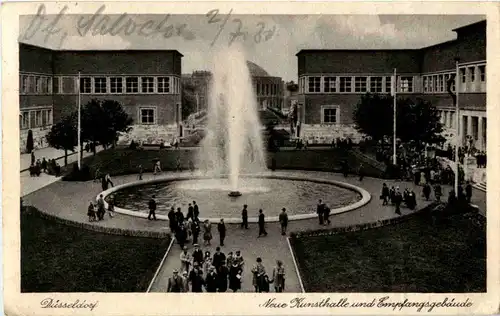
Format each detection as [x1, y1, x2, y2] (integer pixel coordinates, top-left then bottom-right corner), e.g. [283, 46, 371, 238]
[21, 146, 104, 196]
[22, 169, 486, 293]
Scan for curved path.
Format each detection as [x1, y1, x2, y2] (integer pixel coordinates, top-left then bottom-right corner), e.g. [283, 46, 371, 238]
[23, 169, 483, 293]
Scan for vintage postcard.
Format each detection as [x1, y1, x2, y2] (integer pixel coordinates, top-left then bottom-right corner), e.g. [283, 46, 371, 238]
[2, 1, 499, 315]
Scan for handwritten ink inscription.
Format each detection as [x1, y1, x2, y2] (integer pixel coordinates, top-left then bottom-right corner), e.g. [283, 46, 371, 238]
[206, 9, 277, 47]
[21, 5, 276, 49]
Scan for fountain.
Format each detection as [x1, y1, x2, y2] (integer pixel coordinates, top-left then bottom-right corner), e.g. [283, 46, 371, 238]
[197, 46, 267, 196]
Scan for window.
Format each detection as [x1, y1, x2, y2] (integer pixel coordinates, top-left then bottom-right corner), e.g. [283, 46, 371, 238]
[450, 73, 456, 92]
[21, 111, 29, 129]
[27, 76, 35, 93]
[126, 77, 139, 93]
[324, 77, 337, 93]
[265, 84, 269, 95]
[428, 76, 434, 92]
[140, 108, 155, 124]
[323, 108, 337, 124]
[479, 65, 486, 82]
[80, 77, 92, 93]
[432, 75, 438, 92]
[94, 77, 107, 93]
[141, 77, 155, 93]
[40, 77, 48, 93]
[62, 77, 76, 94]
[469, 67, 475, 82]
[44, 109, 53, 126]
[22, 75, 29, 94]
[339, 77, 352, 93]
[370, 77, 383, 93]
[436, 75, 442, 92]
[423, 77, 428, 92]
[354, 77, 367, 93]
[35, 110, 42, 127]
[35, 76, 41, 93]
[385, 76, 392, 93]
[460, 68, 466, 83]
[308, 77, 321, 93]
[157, 77, 170, 93]
[110, 77, 123, 93]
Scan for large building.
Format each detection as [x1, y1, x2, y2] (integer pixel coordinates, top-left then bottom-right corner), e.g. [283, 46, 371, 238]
[19, 43, 183, 151]
[296, 20, 486, 150]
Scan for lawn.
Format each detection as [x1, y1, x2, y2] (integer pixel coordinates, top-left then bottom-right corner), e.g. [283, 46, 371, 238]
[291, 213, 486, 293]
[21, 207, 170, 292]
[64, 147, 385, 179]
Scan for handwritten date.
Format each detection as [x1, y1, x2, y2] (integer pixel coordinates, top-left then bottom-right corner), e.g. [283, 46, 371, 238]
[206, 9, 276, 47]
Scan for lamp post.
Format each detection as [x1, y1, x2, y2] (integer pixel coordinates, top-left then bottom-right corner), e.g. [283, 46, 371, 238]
[454, 58, 460, 194]
[392, 68, 397, 165]
[77, 72, 82, 169]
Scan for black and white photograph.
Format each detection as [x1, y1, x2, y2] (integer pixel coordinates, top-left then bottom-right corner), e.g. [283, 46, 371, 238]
[3, 1, 499, 315]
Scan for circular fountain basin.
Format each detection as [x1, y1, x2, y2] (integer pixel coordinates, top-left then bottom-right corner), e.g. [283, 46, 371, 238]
[99, 173, 371, 223]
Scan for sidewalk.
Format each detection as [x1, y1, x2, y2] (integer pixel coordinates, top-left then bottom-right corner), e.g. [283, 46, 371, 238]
[23, 170, 481, 293]
[21, 146, 104, 196]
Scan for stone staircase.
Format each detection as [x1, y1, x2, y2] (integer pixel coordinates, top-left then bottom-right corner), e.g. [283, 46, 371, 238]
[473, 182, 486, 192]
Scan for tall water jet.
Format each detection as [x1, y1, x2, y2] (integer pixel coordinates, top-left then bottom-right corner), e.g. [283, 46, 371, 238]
[197, 46, 267, 194]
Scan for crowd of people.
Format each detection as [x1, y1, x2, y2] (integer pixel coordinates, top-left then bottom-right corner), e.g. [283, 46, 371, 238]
[28, 151, 61, 177]
[168, 245, 286, 293]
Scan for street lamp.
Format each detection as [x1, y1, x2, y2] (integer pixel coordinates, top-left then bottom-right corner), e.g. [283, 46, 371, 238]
[454, 58, 460, 194]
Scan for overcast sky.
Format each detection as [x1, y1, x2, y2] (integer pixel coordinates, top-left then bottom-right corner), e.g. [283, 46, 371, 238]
[19, 14, 484, 81]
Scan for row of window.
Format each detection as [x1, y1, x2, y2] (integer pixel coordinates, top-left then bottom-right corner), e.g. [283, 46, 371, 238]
[423, 64, 486, 93]
[20, 108, 53, 130]
[20, 74, 182, 95]
[299, 76, 414, 94]
[20, 75, 53, 94]
[255, 82, 281, 96]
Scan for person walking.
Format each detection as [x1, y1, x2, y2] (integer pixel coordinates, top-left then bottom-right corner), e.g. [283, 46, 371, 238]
[180, 246, 192, 273]
[212, 247, 226, 272]
[323, 205, 331, 225]
[381, 183, 390, 205]
[105, 173, 114, 187]
[217, 218, 226, 246]
[191, 218, 201, 245]
[193, 201, 199, 219]
[203, 220, 212, 246]
[137, 164, 143, 180]
[217, 261, 229, 292]
[272, 260, 286, 292]
[107, 197, 115, 218]
[189, 263, 205, 293]
[148, 195, 157, 220]
[205, 266, 218, 292]
[258, 209, 268, 237]
[358, 163, 364, 181]
[279, 208, 288, 236]
[176, 207, 185, 224]
[241, 204, 249, 229]
[187, 203, 194, 221]
[251, 257, 266, 292]
[234, 250, 244, 273]
[229, 260, 242, 292]
[394, 188, 403, 215]
[97, 194, 105, 221]
[317, 199, 324, 225]
[87, 202, 96, 222]
[192, 244, 204, 267]
[422, 183, 432, 201]
[181, 271, 190, 292]
[167, 270, 183, 292]
[168, 207, 178, 234]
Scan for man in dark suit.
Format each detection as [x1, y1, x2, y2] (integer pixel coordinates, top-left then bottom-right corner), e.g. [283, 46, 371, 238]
[279, 208, 288, 236]
[167, 270, 183, 292]
[212, 247, 226, 272]
[193, 201, 199, 219]
[317, 199, 324, 225]
[241, 205, 249, 229]
[187, 203, 194, 220]
[258, 209, 268, 237]
[148, 195, 157, 220]
[217, 218, 226, 246]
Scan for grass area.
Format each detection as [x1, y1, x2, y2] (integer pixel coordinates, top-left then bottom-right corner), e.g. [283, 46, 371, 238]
[64, 147, 385, 179]
[21, 207, 170, 292]
[291, 213, 486, 293]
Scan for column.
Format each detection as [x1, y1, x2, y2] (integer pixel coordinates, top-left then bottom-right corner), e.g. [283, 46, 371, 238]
[467, 115, 473, 139]
[459, 114, 465, 146]
[478, 116, 484, 151]
[440, 111, 445, 125]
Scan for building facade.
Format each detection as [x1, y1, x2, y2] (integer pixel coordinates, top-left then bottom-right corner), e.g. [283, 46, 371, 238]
[19, 43, 183, 150]
[296, 20, 486, 149]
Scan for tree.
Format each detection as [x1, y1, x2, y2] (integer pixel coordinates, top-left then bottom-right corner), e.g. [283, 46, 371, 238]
[46, 113, 77, 166]
[182, 81, 197, 120]
[26, 129, 34, 153]
[81, 99, 133, 154]
[286, 81, 299, 92]
[353, 93, 444, 148]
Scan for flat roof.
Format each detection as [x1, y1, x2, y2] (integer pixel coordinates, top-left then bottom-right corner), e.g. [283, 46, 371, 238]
[19, 42, 184, 57]
[296, 49, 418, 56]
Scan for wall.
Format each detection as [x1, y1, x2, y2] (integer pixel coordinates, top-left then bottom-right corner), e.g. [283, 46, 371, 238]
[298, 50, 422, 75]
[53, 50, 182, 75]
[53, 94, 181, 125]
[19, 44, 54, 74]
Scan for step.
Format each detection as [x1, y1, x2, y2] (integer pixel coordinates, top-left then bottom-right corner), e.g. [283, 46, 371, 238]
[473, 182, 486, 192]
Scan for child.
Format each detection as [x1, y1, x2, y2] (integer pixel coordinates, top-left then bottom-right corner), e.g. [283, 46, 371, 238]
[138, 164, 143, 180]
[87, 202, 96, 222]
